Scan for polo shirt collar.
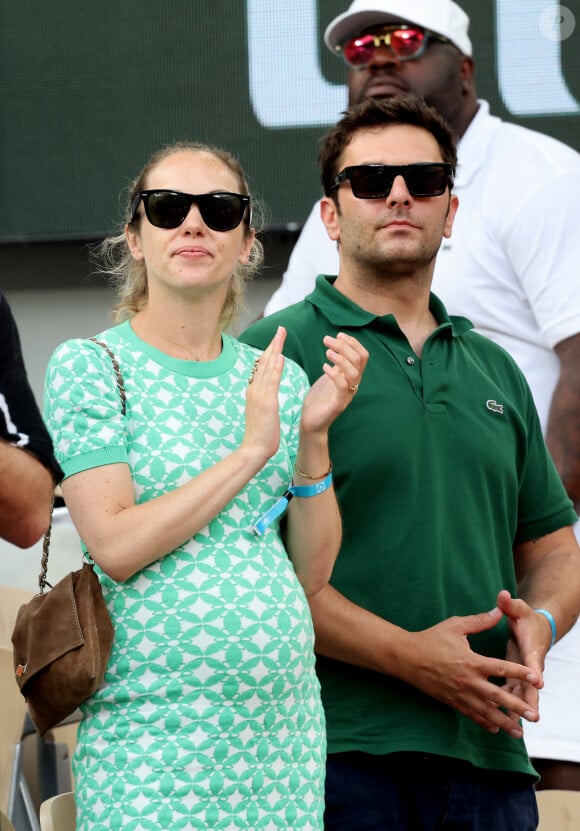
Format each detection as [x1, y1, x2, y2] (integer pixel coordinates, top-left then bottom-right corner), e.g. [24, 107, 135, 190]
[306, 275, 473, 339]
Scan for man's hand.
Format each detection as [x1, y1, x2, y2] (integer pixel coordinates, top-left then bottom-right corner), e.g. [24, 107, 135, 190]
[496, 589, 551, 722]
[310, 585, 544, 738]
[398, 607, 543, 737]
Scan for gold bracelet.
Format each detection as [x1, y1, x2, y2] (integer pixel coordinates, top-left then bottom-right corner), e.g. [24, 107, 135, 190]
[293, 461, 333, 481]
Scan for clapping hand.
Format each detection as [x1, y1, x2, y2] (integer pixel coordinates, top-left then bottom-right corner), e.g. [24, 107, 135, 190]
[300, 332, 369, 434]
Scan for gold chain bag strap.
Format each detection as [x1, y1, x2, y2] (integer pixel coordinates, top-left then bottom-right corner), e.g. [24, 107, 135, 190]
[11, 338, 125, 735]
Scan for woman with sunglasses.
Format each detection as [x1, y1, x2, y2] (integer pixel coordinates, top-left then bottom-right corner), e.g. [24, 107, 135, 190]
[43, 141, 367, 831]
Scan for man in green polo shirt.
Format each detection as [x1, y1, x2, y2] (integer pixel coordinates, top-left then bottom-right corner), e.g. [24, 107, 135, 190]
[241, 96, 580, 830]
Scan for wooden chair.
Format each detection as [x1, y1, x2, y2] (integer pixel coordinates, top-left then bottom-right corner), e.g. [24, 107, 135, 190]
[536, 788, 580, 830]
[0, 808, 16, 831]
[0, 646, 28, 818]
[0, 585, 33, 649]
[39, 792, 75, 831]
[0, 585, 39, 829]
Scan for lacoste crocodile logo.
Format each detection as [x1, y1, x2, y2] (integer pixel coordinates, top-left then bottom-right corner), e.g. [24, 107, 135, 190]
[486, 400, 504, 414]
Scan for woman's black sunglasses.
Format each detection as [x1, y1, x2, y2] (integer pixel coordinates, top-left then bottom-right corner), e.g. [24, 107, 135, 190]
[330, 163, 454, 199]
[130, 190, 251, 232]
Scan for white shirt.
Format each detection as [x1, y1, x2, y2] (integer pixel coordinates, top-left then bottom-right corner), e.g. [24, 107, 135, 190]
[265, 100, 580, 762]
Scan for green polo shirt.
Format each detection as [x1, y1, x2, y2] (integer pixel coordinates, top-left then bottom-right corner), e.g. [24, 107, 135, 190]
[241, 275, 576, 777]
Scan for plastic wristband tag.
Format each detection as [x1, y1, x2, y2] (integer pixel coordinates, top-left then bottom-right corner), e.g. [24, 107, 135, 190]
[252, 472, 333, 536]
[253, 490, 294, 536]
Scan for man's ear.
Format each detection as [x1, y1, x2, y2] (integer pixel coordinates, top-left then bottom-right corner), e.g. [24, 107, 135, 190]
[444, 194, 460, 239]
[460, 55, 476, 95]
[320, 196, 341, 243]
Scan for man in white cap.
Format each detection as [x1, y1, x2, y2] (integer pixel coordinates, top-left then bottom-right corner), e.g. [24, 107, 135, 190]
[263, 0, 580, 792]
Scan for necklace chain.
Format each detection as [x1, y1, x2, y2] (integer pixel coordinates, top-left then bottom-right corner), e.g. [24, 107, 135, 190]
[156, 333, 219, 362]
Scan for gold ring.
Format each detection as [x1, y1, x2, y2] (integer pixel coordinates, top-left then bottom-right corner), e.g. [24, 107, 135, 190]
[348, 383, 359, 393]
[248, 359, 260, 384]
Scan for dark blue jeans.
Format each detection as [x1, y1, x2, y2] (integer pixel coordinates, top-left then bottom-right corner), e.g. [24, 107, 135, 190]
[324, 751, 538, 831]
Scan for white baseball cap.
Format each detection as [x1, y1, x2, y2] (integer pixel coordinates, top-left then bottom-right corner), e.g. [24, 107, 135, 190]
[324, 0, 472, 57]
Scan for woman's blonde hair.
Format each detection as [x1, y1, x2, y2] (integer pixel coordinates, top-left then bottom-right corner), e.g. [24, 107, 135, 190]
[92, 141, 264, 331]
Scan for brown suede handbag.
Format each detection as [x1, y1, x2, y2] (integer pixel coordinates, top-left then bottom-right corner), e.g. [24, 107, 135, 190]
[11, 339, 125, 735]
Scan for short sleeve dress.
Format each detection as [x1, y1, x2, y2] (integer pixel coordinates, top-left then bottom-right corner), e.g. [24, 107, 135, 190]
[43, 322, 325, 831]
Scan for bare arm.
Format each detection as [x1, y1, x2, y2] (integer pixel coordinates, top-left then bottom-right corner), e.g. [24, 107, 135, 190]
[309, 583, 542, 737]
[545, 333, 580, 512]
[285, 332, 368, 594]
[495, 526, 580, 716]
[0, 295, 59, 546]
[0, 441, 54, 547]
[63, 450, 273, 583]
[503, 525, 580, 665]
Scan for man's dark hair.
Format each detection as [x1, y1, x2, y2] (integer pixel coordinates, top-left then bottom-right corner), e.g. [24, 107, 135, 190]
[320, 95, 457, 197]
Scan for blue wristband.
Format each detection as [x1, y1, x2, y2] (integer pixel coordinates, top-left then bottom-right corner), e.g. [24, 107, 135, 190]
[290, 472, 333, 498]
[252, 472, 333, 536]
[534, 608, 557, 649]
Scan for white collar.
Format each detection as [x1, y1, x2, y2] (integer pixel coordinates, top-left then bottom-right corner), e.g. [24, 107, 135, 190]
[455, 100, 502, 188]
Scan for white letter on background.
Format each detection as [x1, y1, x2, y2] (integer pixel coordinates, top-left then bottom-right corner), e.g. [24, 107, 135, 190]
[247, 0, 347, 128]
[497, 0, 579, 115]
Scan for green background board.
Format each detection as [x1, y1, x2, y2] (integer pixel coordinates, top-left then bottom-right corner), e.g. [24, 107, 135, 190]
[2, 0, 580, 240]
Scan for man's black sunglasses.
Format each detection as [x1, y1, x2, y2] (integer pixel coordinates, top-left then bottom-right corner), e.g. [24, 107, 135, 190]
[130, 190, 251, 232]
[330, 163, 454, 199]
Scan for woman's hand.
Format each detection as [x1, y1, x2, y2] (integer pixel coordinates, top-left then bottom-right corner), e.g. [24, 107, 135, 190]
[286, 332, 367, 593]
[300, 332, 368, 435]
[242, 326, 286, 463]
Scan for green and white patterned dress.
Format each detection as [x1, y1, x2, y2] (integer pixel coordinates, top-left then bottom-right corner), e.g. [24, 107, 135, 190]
[44, 322, 325, 831]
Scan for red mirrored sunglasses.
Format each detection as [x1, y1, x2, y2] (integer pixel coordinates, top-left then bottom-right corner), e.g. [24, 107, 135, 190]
[337, 25, 452, 69]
